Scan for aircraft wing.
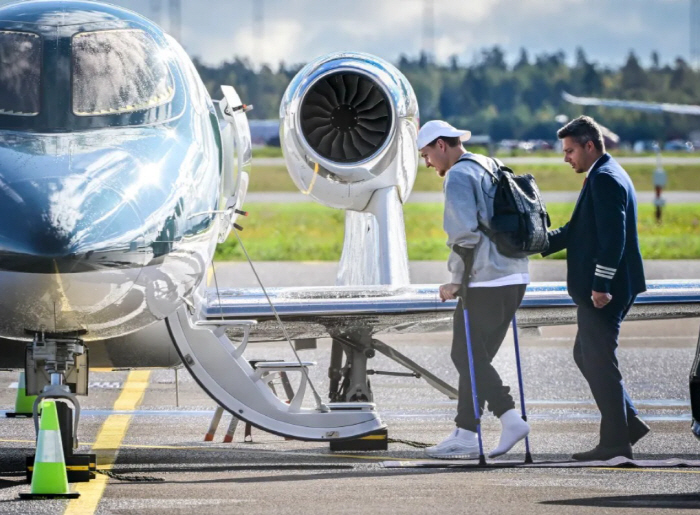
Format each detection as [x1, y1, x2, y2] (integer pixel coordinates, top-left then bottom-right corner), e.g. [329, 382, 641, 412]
[204, 280, 700, 341]
[562, 91, 700, 116]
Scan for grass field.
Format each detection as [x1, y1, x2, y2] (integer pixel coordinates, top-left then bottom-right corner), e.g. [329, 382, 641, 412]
[246, 164, 700, 192]
[216, 203, 700, 261]
[251, 146, 699, 160]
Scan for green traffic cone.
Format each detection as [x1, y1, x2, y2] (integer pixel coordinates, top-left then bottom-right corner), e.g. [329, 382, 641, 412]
[6, 372, 37, 418]
[19, 400, 79, 499]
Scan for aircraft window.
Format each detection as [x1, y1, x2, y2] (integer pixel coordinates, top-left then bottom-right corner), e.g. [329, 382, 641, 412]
[0, 31, 41, 116]
[72, 29, 174, 116]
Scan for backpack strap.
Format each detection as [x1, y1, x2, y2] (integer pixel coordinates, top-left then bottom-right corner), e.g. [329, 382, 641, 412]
[454, 153, 500, 238]
[456, 153, 500, 182]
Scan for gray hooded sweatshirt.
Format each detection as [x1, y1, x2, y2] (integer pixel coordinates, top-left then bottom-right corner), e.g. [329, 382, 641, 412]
[444, 152, 529, 285]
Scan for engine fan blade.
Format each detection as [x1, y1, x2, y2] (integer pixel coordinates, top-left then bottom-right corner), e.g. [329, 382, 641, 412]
[356, 117, 388, 132]
[306, 91, 335, 112]
[355, 124, 384, 143]
[349, 129, 376, 155]
[356, 101, 388, 119]
[316, 79, 340, 107]
[330, 75, 347, 105]
[346, 74, 361, 104]
[331, 131, 346, 160]
[352, 78, 374, 107]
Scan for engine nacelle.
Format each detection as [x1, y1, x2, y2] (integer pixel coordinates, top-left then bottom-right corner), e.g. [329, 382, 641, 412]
[280, 52, 419, 212]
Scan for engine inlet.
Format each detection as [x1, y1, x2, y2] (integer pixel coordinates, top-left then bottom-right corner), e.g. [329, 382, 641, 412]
[300, 72, 392, 163]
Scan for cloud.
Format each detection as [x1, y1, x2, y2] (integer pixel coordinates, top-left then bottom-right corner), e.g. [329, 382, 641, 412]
[17, 0, 689, 68]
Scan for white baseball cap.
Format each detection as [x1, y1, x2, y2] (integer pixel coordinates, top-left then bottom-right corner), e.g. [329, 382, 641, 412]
[416, 120, 471, 150]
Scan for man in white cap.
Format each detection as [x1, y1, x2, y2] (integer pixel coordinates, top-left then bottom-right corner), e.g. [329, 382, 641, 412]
[417, 120, 531, 459]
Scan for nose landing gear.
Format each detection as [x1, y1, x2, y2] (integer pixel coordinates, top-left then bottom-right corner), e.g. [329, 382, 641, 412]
[24, 333, 96, 483]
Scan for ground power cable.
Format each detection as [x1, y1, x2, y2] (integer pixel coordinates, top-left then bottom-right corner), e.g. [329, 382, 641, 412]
[232, 228, 330, 413]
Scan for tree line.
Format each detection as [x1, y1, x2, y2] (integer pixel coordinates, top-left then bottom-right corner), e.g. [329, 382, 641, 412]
[193, 47, 700, 143]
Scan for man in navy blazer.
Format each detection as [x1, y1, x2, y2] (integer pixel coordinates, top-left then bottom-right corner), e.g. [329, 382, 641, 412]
[544, 116, 648, 461]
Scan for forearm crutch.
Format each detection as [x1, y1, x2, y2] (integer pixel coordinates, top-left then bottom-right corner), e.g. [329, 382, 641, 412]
[462, 298, 486, 466]
[511, 315, 533, 463]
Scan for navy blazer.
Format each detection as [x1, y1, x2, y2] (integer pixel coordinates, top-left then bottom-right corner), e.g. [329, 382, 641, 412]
[543, 153, 646, 307]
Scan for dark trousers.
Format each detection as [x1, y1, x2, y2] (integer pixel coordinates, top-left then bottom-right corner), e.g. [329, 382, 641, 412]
[452, 284, 526, 431]
[574, 298, 638, 447]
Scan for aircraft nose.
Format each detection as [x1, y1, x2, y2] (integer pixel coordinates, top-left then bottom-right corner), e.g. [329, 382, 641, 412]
[0, 176, 147, 273]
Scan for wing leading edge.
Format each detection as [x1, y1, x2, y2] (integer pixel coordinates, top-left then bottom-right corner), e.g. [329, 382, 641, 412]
[562, 91, 700, 116]
[204, 280, 700, 341]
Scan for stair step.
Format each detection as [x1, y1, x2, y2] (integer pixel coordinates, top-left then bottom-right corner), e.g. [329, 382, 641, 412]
[197, 319, 258, 327]
[327, 402, 376, 412]
[253, 361, 316, 370]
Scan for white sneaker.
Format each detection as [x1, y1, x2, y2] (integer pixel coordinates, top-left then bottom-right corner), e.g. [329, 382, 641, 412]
[488, 409, 530, 458]
[424, 428, 480, 459]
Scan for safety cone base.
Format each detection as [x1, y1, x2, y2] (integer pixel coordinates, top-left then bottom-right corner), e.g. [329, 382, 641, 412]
[27, 454, 96, 483]
[19, 492, 80, 499]
[5, 412, 33, 418]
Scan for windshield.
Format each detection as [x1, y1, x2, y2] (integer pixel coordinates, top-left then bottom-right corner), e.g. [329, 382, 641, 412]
[72, 29, 174, 116]
[0, 30, 41, 116]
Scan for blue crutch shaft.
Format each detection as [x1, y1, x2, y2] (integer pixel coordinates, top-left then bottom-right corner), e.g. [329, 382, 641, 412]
[463, 301, 486, 465]
[511, 315, 533, 463]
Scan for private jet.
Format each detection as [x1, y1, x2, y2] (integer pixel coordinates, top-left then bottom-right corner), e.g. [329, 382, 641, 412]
[0, 0, 699, 484]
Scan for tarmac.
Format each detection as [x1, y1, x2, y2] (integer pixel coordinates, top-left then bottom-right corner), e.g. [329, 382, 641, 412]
[1, 261, 700, 514]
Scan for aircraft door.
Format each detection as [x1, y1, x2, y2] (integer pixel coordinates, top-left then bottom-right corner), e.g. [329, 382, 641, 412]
[219, 85, 252, 206]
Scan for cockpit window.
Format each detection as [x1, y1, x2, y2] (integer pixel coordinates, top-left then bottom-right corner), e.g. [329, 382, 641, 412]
[72, 29, 174, 116]
[0, 31, 41, 116]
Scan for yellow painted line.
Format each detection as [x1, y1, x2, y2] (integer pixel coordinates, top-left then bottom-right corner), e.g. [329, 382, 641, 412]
[64, 370, 151, 515]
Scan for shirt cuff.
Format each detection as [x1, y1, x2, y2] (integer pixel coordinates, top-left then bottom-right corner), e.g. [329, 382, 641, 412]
[592, 264, 616, 292]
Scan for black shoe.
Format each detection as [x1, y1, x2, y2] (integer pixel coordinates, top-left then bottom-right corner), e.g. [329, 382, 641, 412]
[571, 444, 633, 461]
[628, 416, 650, 446]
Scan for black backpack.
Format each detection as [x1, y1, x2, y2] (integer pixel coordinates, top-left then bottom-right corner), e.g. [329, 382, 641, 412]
[457, 154, 550, 258]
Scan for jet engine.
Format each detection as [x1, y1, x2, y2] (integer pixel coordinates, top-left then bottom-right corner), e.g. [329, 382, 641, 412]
[280, 53, 419, 286]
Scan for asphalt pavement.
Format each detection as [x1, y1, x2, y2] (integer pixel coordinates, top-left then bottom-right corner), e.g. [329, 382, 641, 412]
[1, 261, 699, 513]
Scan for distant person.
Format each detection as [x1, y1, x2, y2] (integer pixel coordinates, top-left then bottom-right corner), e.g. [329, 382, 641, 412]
[417, 120, 530, 459]
[544, 115, 648, 461]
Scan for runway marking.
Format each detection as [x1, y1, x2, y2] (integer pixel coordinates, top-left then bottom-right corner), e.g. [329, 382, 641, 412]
[64, 370, 151, 515]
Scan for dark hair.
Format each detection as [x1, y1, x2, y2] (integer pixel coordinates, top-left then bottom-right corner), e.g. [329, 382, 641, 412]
[557, 115, 605, 152]
[426, 135, 462, 148]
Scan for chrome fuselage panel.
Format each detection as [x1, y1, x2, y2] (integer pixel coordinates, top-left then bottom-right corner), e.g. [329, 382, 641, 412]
[0, 2, 223, 340]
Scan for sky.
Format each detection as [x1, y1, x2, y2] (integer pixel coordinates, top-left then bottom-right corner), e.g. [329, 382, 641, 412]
[0, 0, 691, 68]
[116, 0, 689, 68]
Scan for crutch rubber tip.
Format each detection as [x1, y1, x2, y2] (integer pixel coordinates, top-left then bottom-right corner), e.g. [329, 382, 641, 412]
[204, 433, 215, 442]
[222, 435, 233, 443]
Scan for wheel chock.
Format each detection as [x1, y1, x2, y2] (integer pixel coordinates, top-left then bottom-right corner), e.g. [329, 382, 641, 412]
[330, 428, 389, 451]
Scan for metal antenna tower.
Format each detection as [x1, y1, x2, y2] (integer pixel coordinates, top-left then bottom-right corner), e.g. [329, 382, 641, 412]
[692, 0, 700, 68]
[422, 0, 435, 62]
[169, 0, 182, 43]
[253, 0, 265, 66]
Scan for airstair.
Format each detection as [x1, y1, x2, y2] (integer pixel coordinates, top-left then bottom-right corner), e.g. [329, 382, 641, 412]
[165, 306, 384, 440]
